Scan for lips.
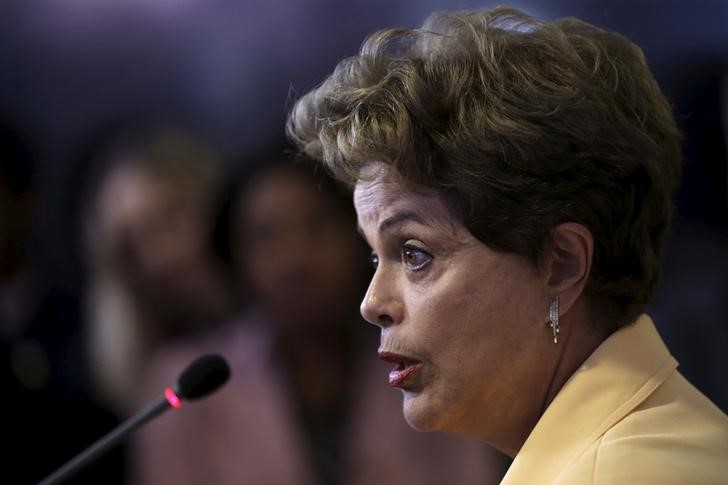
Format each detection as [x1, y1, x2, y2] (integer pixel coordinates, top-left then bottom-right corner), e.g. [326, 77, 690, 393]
[378, 351, 423, 388]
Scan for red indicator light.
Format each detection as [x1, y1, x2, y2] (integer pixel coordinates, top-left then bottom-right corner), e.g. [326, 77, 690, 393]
[165, 387, 182, 409]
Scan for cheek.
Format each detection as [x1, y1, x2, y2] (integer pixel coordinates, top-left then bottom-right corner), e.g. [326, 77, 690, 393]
[243, 250, 277, 294]
[316, 233, 365, 281]
[411, 255, 544, 367]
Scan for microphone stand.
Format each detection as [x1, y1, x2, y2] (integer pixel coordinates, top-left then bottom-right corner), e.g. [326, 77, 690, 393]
[37, 353, 229, 485]
[37, 396, 171, 485]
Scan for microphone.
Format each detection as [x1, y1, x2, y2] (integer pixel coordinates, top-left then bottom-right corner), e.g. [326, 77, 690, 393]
[38, 354, 231, 485]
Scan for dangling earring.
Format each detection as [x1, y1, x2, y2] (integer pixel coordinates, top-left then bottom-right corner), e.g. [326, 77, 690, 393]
[549, 296, 560, 344]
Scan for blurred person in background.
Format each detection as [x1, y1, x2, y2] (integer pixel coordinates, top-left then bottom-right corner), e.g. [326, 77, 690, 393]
[1, 119, 124, 484]
[81, 126, 233, 416]
[131, 148, 509, 485]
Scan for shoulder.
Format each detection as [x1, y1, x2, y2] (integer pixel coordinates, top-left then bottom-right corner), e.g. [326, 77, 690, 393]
[583, 371, 728, 484]
[604, 370, 728, 446]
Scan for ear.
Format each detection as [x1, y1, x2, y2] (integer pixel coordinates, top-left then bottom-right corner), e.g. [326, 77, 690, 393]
[541, 222, 593, 317]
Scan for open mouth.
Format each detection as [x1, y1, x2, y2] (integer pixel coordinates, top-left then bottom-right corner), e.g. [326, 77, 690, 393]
[378, 351, 424, 388]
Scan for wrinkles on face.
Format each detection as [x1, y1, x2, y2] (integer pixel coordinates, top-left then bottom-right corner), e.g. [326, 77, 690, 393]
[354, 165, 474, 338]
[354, 167, 468, 255]
[354, 162, 548, 444]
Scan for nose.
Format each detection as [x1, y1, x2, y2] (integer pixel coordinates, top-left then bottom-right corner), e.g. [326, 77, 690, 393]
[360, 268, 404, 328]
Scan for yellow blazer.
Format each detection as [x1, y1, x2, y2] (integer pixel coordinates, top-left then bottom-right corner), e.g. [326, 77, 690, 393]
[501, 314, 728, 484]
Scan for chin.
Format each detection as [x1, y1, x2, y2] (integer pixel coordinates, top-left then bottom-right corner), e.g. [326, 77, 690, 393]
[401, 390, 447, 432]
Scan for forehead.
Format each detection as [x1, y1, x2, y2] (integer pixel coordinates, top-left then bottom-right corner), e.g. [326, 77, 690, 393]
[353, 165, 457, 231]
[241, 168, 348, 226]
[245, 170, 316, 207]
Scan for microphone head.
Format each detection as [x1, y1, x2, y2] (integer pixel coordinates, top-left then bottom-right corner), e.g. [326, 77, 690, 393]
[176, 354, 231, 400]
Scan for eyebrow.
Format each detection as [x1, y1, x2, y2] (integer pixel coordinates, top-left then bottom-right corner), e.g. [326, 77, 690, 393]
[357, 210, 427, 236]
[379, 211, 427, 232]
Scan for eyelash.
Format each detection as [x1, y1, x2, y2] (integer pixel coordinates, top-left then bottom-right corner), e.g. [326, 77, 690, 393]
[402, 243, 433, 272]
[369, 244, 433, 272]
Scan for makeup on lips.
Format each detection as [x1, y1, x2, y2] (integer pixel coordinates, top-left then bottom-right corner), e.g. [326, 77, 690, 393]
[379, 351, 424, 388]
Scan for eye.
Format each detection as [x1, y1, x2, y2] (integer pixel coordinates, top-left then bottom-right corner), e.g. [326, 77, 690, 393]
[369, 251, 380, 269]
[402, 244, 432, 272]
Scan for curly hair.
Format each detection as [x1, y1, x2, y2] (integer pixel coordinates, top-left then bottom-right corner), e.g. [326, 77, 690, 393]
[287, 6, 682, 329]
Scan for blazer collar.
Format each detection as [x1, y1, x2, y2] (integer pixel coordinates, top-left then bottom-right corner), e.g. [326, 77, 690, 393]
[501, 314, 677, 484]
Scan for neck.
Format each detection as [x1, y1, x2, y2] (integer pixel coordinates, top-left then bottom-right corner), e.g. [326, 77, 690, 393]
[499, 303, 612, 458]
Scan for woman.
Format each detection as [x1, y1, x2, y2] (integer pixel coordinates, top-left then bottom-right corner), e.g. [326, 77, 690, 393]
[287, 6, 728, 484]
[131, 153, 507, 485]
[82, 126, 232, 414]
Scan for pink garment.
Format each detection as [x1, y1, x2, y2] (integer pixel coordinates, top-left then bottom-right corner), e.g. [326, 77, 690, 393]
[131, 317, 506, 484]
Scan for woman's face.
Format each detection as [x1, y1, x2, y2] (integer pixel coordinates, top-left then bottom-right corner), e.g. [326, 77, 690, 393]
[354, 164, 554, 445]
[95, 162, 214, 299]
[237, 168, 367, 331]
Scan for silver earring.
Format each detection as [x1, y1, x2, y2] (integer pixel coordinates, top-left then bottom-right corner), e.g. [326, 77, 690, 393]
[549, 297, 560, 344]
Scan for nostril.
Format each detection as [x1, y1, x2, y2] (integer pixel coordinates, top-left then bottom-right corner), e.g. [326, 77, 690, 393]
[378, 314, 394, 326]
